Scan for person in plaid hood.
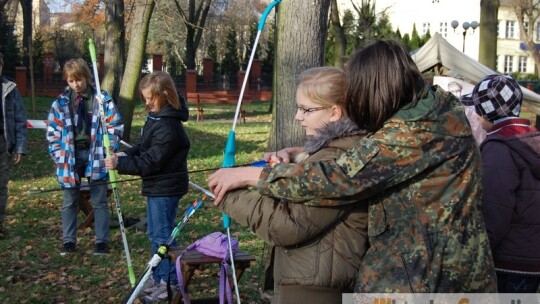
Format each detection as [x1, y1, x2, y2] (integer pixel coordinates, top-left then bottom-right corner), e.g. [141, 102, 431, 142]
[461, 74, 540, 293]
[46, 58, 123, 256]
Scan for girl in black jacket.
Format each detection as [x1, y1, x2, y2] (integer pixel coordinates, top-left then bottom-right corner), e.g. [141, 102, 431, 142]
[105, 71, 190, 302]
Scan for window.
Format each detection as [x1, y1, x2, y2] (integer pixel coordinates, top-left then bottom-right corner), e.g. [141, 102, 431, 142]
[519, 56, 528, 73]
[439, 22, 448, 38]
[536, 22, 540, 41]
[506, 21, 515, 39]
[504, 55, 514, 73]
[423, 22, 431, 35]
[524, 22, 530, 35]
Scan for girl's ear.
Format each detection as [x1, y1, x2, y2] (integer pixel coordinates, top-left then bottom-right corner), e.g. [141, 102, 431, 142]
[329, 105, 343, 122]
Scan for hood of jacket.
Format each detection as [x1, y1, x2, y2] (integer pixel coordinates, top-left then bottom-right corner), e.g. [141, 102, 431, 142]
[391, 85, 472, 138]
[1, 75, 16, 97]
[483, 132, 540, 180]
[303, 118, 366, 154]
[149, 102, 189, 122]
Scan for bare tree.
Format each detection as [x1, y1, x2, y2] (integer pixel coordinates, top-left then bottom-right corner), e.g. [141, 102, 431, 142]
[351, 0, 376, 49]
[101, 0, 125, 102]
[19, 0, 32, 67]
[172, 0, 212, 70]
[118, 0, 155, 141]
[479, 0, 500, 70]
[513, 0, 540, 75]
[511, 0, 540, 129]
[268, 0, 331, 150]
[2, 0, 18, 24]
[329, 0, 347, 67]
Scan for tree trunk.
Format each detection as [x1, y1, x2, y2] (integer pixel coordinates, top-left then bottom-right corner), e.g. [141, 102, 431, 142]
[118, 0, 155, 142]
[479, 0, 500, 70]
[514, 5, 540, 75]
[19, 0, 31, 68]
[3, 0, 17, 25]
[268, 0, 331, 151]
[185, 0, 196, 70]
[330, 0, 346, 67]
[0, 0, 7, 46]
[102, 0, 125, 104]
[176, 0, 212, 70]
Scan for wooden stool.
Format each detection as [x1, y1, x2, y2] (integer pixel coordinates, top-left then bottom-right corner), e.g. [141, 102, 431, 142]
[77, 182, 112, 230]
[169, 246, 256, 304]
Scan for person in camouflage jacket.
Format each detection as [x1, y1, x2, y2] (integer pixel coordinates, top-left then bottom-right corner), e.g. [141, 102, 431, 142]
[208, 40, 497, 293]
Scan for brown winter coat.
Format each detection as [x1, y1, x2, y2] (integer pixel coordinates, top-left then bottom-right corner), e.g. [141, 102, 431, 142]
[220, 119, 369, 304]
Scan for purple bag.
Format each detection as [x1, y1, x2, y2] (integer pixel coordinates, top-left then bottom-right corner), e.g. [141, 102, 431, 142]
[189, 231, 239, 260]
[176, 232, 239, 304]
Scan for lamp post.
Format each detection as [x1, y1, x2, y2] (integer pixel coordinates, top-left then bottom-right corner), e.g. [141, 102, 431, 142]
[451, 20, 479, 52]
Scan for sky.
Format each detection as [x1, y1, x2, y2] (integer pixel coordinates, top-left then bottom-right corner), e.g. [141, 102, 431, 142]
[46, 0, 83, 13]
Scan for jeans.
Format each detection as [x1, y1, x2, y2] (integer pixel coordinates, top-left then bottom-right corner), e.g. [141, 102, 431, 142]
[497, 270, 540, 293]
[147, 196, 181, 284]
[0, 135, 9, 228]
[62, 149, 110, 244]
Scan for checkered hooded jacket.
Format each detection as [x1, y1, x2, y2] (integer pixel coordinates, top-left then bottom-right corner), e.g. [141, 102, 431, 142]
[46, 87, 124, 188]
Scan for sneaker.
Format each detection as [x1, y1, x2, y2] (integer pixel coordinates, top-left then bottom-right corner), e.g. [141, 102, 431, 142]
[144, 280, 176, 303]
[60, 242, 76, 256]
[93, 242, 109, 255]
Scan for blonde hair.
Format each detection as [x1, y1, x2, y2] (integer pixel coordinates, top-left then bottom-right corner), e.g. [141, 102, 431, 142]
[139, 71, 181, 111]
[297, 67, 345, 108]
[62, 58, 94, 86]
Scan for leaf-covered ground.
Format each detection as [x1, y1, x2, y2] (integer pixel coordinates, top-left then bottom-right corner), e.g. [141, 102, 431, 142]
[0, 98, 273, 303]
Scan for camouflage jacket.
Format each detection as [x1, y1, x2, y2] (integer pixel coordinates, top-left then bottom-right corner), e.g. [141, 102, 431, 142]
[258, 86, 497, 293]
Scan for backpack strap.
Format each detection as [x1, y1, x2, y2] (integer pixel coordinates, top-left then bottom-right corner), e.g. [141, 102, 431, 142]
[219, 260, 234, 304]
[176, 244, 197, 304]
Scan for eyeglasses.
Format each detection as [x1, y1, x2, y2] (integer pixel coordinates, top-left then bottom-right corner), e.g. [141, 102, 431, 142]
[296, 106, 328, 115]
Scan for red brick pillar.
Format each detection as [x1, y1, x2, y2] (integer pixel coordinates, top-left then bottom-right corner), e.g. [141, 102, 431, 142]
[43, 52, 54, 83]
[16, 67, 27, 96]
[250, 59, 261, 84]
[203, 58, 213, 88]
[237, 70, 249, 93]
[152, 54, 163, 72]
[185, 69, 197, 93]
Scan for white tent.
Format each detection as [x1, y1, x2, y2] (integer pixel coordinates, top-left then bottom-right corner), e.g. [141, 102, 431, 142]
[411, 33, 540, 115]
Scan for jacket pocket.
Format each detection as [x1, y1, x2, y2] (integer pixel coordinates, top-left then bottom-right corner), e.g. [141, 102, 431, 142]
[275, 239, 320, 285]
[400, 250, 430, 293]
[368, 199, 387, 237]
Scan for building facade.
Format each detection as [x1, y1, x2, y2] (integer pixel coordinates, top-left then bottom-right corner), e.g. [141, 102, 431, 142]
[338, 0, 538, 75]
[497, 0, 536, 74]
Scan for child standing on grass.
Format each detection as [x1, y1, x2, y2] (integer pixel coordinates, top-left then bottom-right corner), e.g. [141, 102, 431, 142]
[46, 58, 124, 256]
[0, 52, 28, 239]
[105, 71, 190, 303]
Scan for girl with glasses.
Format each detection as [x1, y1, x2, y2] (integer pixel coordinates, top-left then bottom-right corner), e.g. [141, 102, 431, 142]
[211, 67, 368, 303]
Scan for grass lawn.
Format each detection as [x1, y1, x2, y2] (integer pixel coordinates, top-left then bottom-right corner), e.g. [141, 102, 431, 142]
[3, 94, 539, 303]
[0, 96, 273, 303]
